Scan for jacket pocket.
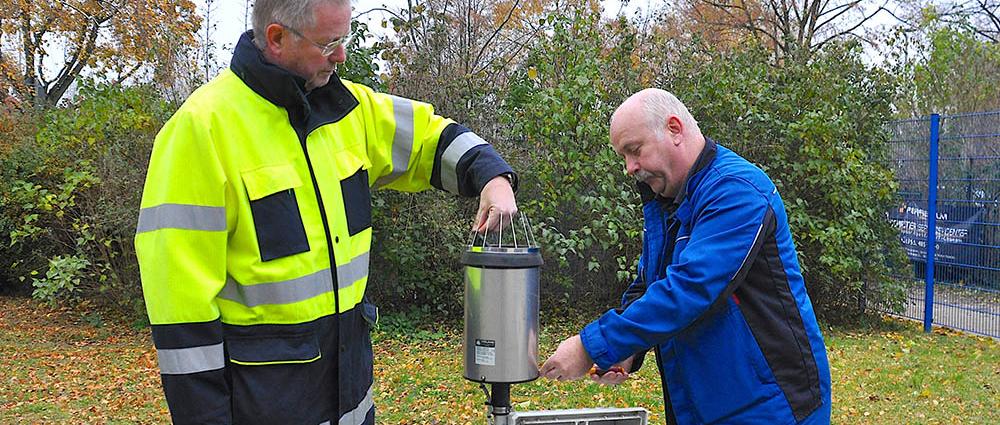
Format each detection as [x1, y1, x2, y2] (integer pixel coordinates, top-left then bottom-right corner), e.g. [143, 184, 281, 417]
[340, 166, 372, 236]
[242, 164, 310, 261]
[227, 332, 327, 424]
[227, 332, 322, 365]
[674, 304, 779, 423]
[360, 299, 379, 329]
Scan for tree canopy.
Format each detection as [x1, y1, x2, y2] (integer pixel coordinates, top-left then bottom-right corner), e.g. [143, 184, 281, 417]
[0, 0, 200, 108]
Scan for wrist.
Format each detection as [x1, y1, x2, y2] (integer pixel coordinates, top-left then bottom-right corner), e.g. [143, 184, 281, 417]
[493, 172, 517, 191]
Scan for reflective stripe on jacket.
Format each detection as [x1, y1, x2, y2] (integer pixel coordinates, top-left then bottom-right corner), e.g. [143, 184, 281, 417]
[135, 31, 514, 425]
[580, 140, 831, 425]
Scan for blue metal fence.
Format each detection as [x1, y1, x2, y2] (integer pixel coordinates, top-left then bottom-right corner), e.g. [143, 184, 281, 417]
[882, 111, 1000, 338]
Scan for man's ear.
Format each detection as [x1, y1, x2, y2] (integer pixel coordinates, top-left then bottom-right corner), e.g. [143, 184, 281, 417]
[263, 23, 289, 56]
[666, 116, 684, 145]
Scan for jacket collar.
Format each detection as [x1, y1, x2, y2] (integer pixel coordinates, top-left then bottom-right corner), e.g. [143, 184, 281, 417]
[669, 137, 717, 206]
[636, 137, 717, 206]
[229, 31, 358, 134]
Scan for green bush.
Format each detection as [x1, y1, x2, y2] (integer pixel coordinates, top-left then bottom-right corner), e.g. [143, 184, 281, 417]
[31, 254, 91, 303]
[662, 40, 909, 321]
[367, 190, 475, 318]
[0, 110, 40, 294]
[340, 20, 385, 90]
[500, 9, 646, 311]
[0, 82, 174, 314]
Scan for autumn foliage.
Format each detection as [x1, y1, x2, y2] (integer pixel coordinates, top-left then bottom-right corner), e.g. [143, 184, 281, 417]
[0, 0, 200, 107]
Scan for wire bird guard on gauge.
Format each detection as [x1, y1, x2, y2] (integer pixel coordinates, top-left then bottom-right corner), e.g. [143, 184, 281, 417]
[462, 211, 542, 423]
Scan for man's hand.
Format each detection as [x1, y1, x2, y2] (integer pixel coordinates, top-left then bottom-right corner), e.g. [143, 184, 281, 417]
[473, 175, 517, 232]
[588, 355, 634, 385]
[539, 335, 593, 381]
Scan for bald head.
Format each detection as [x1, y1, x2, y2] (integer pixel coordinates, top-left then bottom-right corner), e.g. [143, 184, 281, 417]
[611, 88, 700, 138]
[609, 89, 705, 198]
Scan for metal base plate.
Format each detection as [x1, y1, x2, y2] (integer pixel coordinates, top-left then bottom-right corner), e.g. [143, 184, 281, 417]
[499, 407, 649, 424]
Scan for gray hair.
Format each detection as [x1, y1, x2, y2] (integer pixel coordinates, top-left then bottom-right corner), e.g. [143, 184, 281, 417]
[640, 89, 700, 137]
[252, 0, 350, 49]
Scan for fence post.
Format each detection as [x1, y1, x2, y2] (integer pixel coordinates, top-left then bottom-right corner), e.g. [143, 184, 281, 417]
[924, 114, 940, 334]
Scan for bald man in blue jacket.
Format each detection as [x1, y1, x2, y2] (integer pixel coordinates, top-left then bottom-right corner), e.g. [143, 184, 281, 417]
[541, 89, 831, 425]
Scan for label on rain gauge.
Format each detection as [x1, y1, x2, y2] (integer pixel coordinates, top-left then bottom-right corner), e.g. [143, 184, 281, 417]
[474, 339, 496, 366]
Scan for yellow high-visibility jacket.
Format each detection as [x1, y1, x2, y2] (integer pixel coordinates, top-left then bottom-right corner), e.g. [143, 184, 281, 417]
[135, 32, 515, 425]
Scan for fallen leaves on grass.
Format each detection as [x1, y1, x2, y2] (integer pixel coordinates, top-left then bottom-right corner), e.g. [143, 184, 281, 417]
[0, 296, 167, 424]
[3, 298, 997, 424]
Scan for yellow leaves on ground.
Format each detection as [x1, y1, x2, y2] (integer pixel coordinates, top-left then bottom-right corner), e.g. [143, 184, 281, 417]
[828, 318, 998, 425]
[2, 298, 997, 424]
[0, 297, 167, 423]
[527, 66, 539, 81]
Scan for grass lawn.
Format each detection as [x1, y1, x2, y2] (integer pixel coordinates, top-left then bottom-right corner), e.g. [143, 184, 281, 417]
[1, 296, 996, 424]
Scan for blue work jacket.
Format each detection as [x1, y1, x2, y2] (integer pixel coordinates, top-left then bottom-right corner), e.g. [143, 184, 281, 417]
[581, 140, 831, 425]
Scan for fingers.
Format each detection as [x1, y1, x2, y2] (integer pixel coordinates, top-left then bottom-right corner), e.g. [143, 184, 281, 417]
[475, 175, 518, 232]
[589, 370, 629, 385]
[473, 206, 492, 232]
[541, 366, 570, 381]
[540, 357, 578, 382]
[586, 365, 629, 385]
[539, 360, 553, 378]
[491, 204, 518, 217]
[472, 206, 518, 233]
[539, 359, 564, 381]
[540, 339, 593, 382]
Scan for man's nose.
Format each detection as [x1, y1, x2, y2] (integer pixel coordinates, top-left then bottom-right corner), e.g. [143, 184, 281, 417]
[329, 45, 347, 64]
[625, 159, 639, 175]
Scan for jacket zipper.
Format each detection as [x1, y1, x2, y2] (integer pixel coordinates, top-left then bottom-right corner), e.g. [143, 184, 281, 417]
[658, 204, 680, 425]
[297, 127, 342, 418]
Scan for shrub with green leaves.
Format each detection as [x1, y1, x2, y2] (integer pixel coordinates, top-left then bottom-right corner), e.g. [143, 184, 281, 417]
[367, 190, 475, 318]
[0, 82, 174, 314]
[661, 40, 909, 321]
[500, 9, 646, 309]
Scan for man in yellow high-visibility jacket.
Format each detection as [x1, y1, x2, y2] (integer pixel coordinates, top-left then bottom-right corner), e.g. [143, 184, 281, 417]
[134, 1, 518, 424]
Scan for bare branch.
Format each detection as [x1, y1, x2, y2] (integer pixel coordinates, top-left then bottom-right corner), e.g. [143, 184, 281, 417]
[790, 0, 804, 25]
[699, 0, 744, 11]
[471, 0, 522, 75]
[113, 63, 144, 86]
[48, 15, 105, 106]
[690, 0, 897, 58]
[53, 0, 89, 17]
[882, 7, 919, 30]
[770, 0, 791, 31]
[354, 7, 405, 22]
[406, 0, 419, 51]
[815, 2, 856, 21]
[814, 1, 862, 30]
[812, 3, 888, 50]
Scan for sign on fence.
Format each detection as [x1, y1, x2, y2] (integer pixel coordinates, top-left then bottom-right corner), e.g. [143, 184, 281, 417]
[888, 201, 985, 266]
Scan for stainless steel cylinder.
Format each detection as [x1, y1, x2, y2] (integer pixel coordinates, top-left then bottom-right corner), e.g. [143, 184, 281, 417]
[462, 247, 542, 384]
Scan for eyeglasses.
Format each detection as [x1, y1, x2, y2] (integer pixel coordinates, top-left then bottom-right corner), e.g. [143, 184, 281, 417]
[282, 24, 354, 56]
